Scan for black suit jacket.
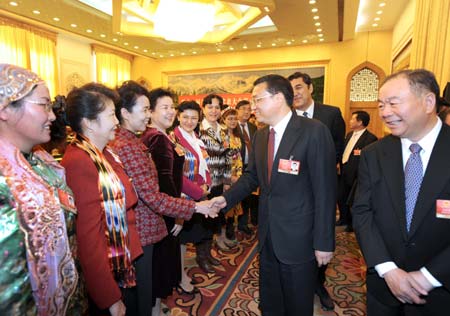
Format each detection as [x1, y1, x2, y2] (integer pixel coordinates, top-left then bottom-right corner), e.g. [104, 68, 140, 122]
[312, 103, 346, 163]
[353, 124, 450, 309]
[223, 114, 336, 264]
[237, 121, 257, 165]
[341, 129, 378, 186]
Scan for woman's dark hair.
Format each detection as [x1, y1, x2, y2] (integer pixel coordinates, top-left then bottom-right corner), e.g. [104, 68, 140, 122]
[202, 94, 223, 107]
[116, 80, 148, 123]
[65, 87, 111, 134]
[147, 88, 174, 111]
[177, 100, 202, 115]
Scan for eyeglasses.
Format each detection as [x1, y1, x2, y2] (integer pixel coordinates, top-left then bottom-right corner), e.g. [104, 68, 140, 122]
[26, 99, 54, 112]
[251, 94, 273, 105]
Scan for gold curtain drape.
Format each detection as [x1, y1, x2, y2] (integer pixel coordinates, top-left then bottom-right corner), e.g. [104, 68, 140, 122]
[410, 0, 450, 89]
[0, 16, 58, 97]
[92, 45, 132, 88]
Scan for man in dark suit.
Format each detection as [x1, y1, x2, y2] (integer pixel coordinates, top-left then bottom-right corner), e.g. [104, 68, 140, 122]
[338, 110, 377, 232]
[288, 71, 345, 310]
[211, 74, 336, 316]
[235, 100, 258, 236]
[353, 69, 450, 316]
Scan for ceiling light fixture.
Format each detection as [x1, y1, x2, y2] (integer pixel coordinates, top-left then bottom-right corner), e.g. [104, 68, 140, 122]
[124, 42, 129, 46]
[379, 2, 386, 7]
[311, 8, 318, 13]
[374, 17, 380, 21]
[313, 15, 320, 20]
[302, 39, 308, 43]
[376, 10, 383, 14]
[319, 38, 324, 42]
[100, 34, 106, 38]
[86, 29, 93, 33]
[318, 34, 323, 37]
[372, 23, 378, 27]
[316, 28, 322, 32]
[315, 22, 321, 26]
[286, 41, 292, 45]
[9, 2, 18, 7]
[32, 10, 40, 15]
[53, 17, 60, 22]
[112, 38, 118, 42]
[154, 0, 215, 43]
[257, 43, 262, 48]
[309, 0, 316, 4]
[70, 24, 77, 28]
[143, 49, 148, 53]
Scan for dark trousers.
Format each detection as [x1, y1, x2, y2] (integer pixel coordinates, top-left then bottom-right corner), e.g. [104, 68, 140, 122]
[337, 174, 353, 225]
[238, 194, 252, 228]
[135, 244, 154, 315]
[259, 232, 317, 316]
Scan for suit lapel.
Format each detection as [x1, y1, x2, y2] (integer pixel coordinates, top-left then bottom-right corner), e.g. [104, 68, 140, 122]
[354, 130, 368, 149]
[380, 136, 409, 240]
[409, 126, 450, 237]
[259, 127, 270, 185]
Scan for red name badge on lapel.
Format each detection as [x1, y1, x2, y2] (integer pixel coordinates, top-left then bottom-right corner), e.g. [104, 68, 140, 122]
[58, 188, 77, 213]
[353, 149, 361, 156]
[436, 199, 450, 219]
[278, 156, 300, 175]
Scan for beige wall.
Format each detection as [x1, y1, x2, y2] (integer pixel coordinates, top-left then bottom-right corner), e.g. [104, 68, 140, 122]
[132, 31, 392, 118]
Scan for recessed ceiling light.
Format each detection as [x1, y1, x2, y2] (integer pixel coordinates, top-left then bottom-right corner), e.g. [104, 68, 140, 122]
[243, 45, 248, 49]
[313, 16, 320, 20]
[216, 48, 221, 52]
[116, 32, 122, 35]
[229, 47, 234, 50]
[112, 38, 118, 42]
[287, 41, 292, 45]
[379, 2, 386, 7]
[319, 38, 324, 42]
[70, 24, 77, 28]
[32, 10, 40, 15]
[159, 55, 163, 58]
[264, 6, 270, 12]
[86, 29, 93, 33]
[315, 22, 321, 26]
[124, 42, 129, 46]
[192, 51, 197, 54]
[372, 23, 378, 27]
[311, 8, 318, 13]
[316, 28, 322, 32]
[134, 46, 139, 49]
[376, 10, 383, 14]
[143, 49, 148, 53]
[374, 17, 381, 21]
[318, 34, 323, 37]
[100, 34, 106, 38]
[152, 52, 156, 55]
[9, 2, 18, 7]
[53, 17, 60, 22]
[309, 0, 316, 4]
[257, 43, 262, 48]
[271, 43, 276, 46]
[302, 39, 308, 43]
[170, 53, 174, 57]
[181, 52, 185, 55]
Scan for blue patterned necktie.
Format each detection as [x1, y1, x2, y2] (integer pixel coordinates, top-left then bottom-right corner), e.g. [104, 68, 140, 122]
[303, 112, 309, 118]
[404, 143, 423, 232]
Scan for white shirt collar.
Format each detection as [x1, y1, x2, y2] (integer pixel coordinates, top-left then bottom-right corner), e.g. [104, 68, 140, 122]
[271, 111, 292, 138]
[295, 101, 315, 118]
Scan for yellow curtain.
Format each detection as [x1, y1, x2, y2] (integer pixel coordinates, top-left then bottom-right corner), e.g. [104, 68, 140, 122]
[0, 17, 58, 97]
[410, 0, 450, 89]
[93, 45, 132, 88]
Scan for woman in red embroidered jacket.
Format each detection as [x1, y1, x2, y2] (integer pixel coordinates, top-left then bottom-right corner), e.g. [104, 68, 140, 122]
[110, 81, 217, 316]
[62, 86, 143, 316]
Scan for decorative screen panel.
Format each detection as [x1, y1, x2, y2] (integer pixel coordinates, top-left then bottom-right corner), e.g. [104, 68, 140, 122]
[350, 68, 379, 101]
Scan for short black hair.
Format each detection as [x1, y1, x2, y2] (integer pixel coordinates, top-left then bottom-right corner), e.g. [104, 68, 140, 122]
[253, 74, 294, 107]
[177, 100, 202, 115]
[235, 99, 250, 109]
[382, 69, 440, 101]
[147, 88, 174, 111]
[287, 72, 313, 86]
[202, 94, 223, 107]
[352, 110, 370, 127]
[116, 80, 148, 124]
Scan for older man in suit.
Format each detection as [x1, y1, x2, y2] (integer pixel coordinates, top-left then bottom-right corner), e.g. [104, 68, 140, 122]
[338, 110, 377, 232]
[211, 74, 336, 316]
[353, 69, 450, 316]
[288, 71, 345, 310]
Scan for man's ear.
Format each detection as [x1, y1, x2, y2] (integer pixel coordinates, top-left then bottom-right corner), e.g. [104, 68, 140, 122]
[121, 107, 130, 121]
[424, 92, 436, 114]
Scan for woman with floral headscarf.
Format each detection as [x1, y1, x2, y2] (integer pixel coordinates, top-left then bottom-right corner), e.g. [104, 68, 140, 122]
[0, 64, 87, 315]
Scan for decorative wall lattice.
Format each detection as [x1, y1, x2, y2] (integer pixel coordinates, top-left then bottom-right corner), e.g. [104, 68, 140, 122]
[350, 68, 379, 101]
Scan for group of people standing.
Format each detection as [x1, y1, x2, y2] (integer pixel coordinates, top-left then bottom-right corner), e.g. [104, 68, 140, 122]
[2, 61, 449, 316]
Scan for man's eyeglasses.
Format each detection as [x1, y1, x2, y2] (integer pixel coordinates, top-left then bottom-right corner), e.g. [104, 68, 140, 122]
[26, 99, 54, 112]
[251, 94, 273, 105]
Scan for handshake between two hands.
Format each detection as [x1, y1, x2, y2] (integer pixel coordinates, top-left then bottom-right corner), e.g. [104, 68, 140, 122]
[194, 196, 228, 218]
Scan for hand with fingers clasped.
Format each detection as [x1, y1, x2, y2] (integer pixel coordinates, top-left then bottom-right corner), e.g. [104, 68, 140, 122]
[209, 196, 227, 210]
[109, 299, 126, 316]
[315, 250, 333, 267]
[384, 268, 428, 305]
[195, 200, 220, 218]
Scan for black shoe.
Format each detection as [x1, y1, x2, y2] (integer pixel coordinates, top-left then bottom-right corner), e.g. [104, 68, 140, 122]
[316, 285, 334, 311]
[207, 254, 221, 266]
[226, 222, 236, 240]
[335, 219, 347, 226]
[344, 225, 354, 232]
[238, 225, 252, 235]
[195, 256, 215, 273]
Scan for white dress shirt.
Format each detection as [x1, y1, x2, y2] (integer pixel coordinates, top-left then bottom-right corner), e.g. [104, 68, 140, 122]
[270, 111, 293, 159]
[342, 129, 366, 164]
[295, 101, 315, 118]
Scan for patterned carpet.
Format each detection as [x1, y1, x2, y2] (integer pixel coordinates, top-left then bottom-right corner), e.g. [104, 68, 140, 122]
[165, 227, 367, 316]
